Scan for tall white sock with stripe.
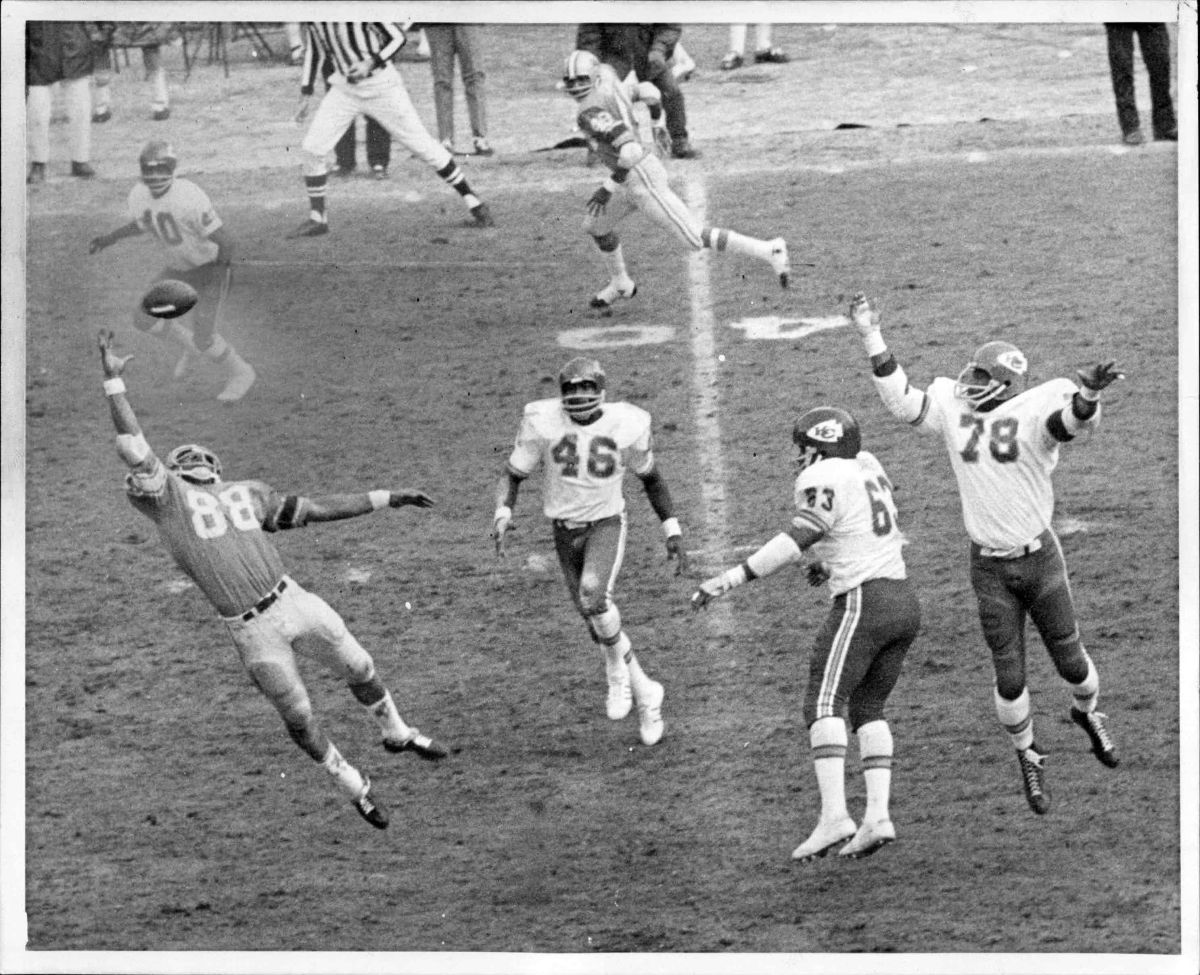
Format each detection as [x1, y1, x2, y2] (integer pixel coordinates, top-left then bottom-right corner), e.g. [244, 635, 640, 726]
[1068, 652, 1100, 713]
[320, 743, 365, 799]
[809, 716, 849, 823]
[994, 686, 1035, 751]
[704, 227, 772, 261]
[857, 719, 894, 823]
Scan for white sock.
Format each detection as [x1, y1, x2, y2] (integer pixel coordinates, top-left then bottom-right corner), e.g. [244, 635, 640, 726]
[810, 716, 849, 823]
[706, 227, 771, 261]
[857, 720, 893, 823]
[625, 648, 657, 699]
[994, 686, 1035, 751]
[367, 690, 412, 741]
[320, 743, 366, 799]
[601, 243, 631, 283]
[604, 633, 631, 678]
[1069, 652, 1099, 713]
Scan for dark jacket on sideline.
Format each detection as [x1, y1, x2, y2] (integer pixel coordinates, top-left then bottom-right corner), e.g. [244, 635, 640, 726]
[26, 21, 95, 86]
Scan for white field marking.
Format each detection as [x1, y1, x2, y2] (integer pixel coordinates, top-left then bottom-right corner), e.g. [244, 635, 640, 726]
[683, 177, 734, 637]
[343, 567, 372, 583]
[164, 579, 193, 594]
[556, 325, 675, 350]
[727, 315, 851, 342]
[32, 139, 1168, 221]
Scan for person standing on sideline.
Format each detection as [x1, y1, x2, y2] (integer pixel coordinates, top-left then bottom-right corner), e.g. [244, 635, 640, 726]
[89, 140, 257, 403]
[96, 329, 446, 830]
[91, 22, 174, 123]
[561, 50, 790, 313]
[721, 24, 790, 70]
[423, 23, 493, 156]
[848, 294, 1123, 815]
[492, 357, 688, 747]
[692, 408, 920, 862]
[288, 21, 493, 237]
[26, 21, 96, 182]
[1103, 22, 1177, 144]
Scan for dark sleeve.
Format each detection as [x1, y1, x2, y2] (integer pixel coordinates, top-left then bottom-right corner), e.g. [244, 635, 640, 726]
[649, 25, 682, 57]
[576, 24, 603, 55]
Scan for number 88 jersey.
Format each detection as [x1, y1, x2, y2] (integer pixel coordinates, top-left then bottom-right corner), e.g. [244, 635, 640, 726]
[506, 397, 654, 523]
[127, 177, 222, 271]
[126, 463, 287, 618]
[793, 451, 909, 597]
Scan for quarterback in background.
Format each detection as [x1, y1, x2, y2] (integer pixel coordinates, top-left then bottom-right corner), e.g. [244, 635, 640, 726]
[89, 141, 256, 403]
[96, 328, 446, 830]
[693, 408, 921, 862]
[850, 293, 1123, 815]
[561, 50, 791, 313]
[492, 357, 688, 746]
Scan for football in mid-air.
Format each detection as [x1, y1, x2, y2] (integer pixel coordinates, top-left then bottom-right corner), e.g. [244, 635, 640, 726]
[141, 279, 198, 319]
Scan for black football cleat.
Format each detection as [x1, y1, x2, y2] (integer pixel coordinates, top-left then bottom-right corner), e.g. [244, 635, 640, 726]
[1017, 746, 1050, 814]
[351, 778, 389, 829]
[470, 203, 495, 227]
[1070, 708, 1119, 767]
[384, 729, 448, 761]
[286, 218, 329, 239]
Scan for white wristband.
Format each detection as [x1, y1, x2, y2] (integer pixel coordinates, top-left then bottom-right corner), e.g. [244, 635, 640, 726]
[368, 490, 390, 510]
[494, 505, 513, 524]
[1078, 386, 1101, 403]
[602, 176, 620, 194]
[103, 377, 126, 396]
[661, 517, 681, 539]
[861, 330, 887, 358]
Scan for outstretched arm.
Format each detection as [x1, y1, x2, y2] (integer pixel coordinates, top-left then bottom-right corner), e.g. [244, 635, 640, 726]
[264, 488, 433, 532]
[1046, 361, 1124, 442]
[97, 330, 157, 472]
[89, 220, 142, 255]
[849, 294, 928, 425]
[636, 464, 687, 576]
[690, 523, 822, 610]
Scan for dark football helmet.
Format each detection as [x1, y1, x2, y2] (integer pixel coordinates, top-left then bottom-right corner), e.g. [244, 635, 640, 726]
[559, 356, 606, 421]
[792, 407, 862, 472]
[563, 50, 600, 100]
[139, 139, 177, 197]
[166, 443, 222, 484]
[954, 340, 1028, 409]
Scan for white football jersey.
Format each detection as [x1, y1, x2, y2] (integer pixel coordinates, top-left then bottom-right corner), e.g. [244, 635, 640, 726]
[793, 451, 907, 597]
[916, 376, 1090, 549]
[127, 177, 222, 271]
[507, 399, 654, 523]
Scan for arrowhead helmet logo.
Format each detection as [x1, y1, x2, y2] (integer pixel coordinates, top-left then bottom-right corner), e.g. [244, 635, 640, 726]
[997, 349, 1028, 374]
[807, 419, 845, 444]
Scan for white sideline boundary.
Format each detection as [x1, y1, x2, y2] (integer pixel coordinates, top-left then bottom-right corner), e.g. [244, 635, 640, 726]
[682, 178, 735, 638]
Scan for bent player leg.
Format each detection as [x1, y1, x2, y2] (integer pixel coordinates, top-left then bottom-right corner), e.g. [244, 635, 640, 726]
[628, 161, 704, 251]
[296, 86, 360, 230]
[178, 264, 256, 401]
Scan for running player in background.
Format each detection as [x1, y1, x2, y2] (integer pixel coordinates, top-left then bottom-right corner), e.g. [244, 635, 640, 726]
[560, 50, 791, 314]
[96, 329, 446, 830]
[849, 293, 1123, 815]
[491, 357, 688, 747]
[89, 141, 256, 403]
[288, 21, 493, 237]
[692, 408, 920, 862]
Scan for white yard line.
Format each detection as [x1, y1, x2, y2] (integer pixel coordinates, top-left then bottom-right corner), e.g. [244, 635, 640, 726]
[682, 177, 735, 637]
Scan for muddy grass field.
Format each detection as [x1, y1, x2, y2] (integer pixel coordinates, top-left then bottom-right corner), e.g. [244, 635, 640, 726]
[6, 15, 1196, 975]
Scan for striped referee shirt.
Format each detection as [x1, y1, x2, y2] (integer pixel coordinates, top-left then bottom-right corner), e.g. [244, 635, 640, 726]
[298, 22, 407, 94]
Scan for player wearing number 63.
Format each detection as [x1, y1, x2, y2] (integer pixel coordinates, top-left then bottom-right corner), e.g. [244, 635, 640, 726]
[849, 293, 1124, 817]
[492, 357, 687, 747]
[692, 407, 921, 863]
[88, 141, 256, 403]
[96, 330, 446, 830]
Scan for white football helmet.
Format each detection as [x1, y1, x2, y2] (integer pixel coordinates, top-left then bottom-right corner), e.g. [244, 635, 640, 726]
[166, 443, 222, 484]
[559, 356, 606, 421]
[563, 50, 600, 100]
[954, 341, 1028, 410]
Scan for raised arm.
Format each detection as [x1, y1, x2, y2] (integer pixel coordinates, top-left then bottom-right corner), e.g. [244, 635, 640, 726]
[1046, 362, 1123, 443]
[849, 294, 929, 425]
[98, 330, 158, 475]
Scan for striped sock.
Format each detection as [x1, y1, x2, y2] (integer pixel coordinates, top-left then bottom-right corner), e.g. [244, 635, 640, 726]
[304, 173, 327, 220]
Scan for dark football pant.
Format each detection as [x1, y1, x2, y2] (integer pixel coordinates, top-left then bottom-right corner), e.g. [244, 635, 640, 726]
[803, 578, 921, 731]
[969, 528, 1089, 700]
[1104, 23, 1176, 138]
[552, 513, 626, 626]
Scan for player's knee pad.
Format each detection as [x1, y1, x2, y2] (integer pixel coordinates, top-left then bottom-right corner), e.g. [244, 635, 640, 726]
[585, 602, 622, 643]
[808, 715, 848, 750]
[592, 231, 620, 253]
[300, 153, 328, 177]
[247, 661, 310, 720]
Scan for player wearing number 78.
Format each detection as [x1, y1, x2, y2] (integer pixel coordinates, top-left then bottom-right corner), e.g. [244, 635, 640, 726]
[492, 356, 687, 747]
[96, 330, 446, 831]
[692, 407, 921, 862]
[88, 141, 255, 403]
[849, 293, 1124, 817]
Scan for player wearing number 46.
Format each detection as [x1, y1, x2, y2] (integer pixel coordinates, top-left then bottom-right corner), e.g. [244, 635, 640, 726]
[492, 357, 687, 746]
[849, 294, 1124, 817]
[96, 330, 446, 830]
[88, 141, 256, 403]
[692, 407, 921, 862]
[561, 50, 790, 313]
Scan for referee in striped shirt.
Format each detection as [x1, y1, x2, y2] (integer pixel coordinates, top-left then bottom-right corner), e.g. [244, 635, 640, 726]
[288, 21, 494, 237]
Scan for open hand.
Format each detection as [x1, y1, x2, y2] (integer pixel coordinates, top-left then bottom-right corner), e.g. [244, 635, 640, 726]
[665, 535, 688, 576]
[806, 562, 830, 588]
[389, 490, 434, 509]
[97, 330, 134, 379]
[492, 514, 512, 556]
[1076, 361, 1124, 393]
[848, 293, 881, 335]
[587, 185, 611, 217]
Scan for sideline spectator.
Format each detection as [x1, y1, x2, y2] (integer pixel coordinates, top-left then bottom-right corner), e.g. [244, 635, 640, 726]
[26, 21, 96, 182]
[576, 23, 700, 159]
[423, 23, 493, 156]
[1103, 22, 1177, 144]
[721, 24, 790, 70]
[91, 22, 174, 122]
